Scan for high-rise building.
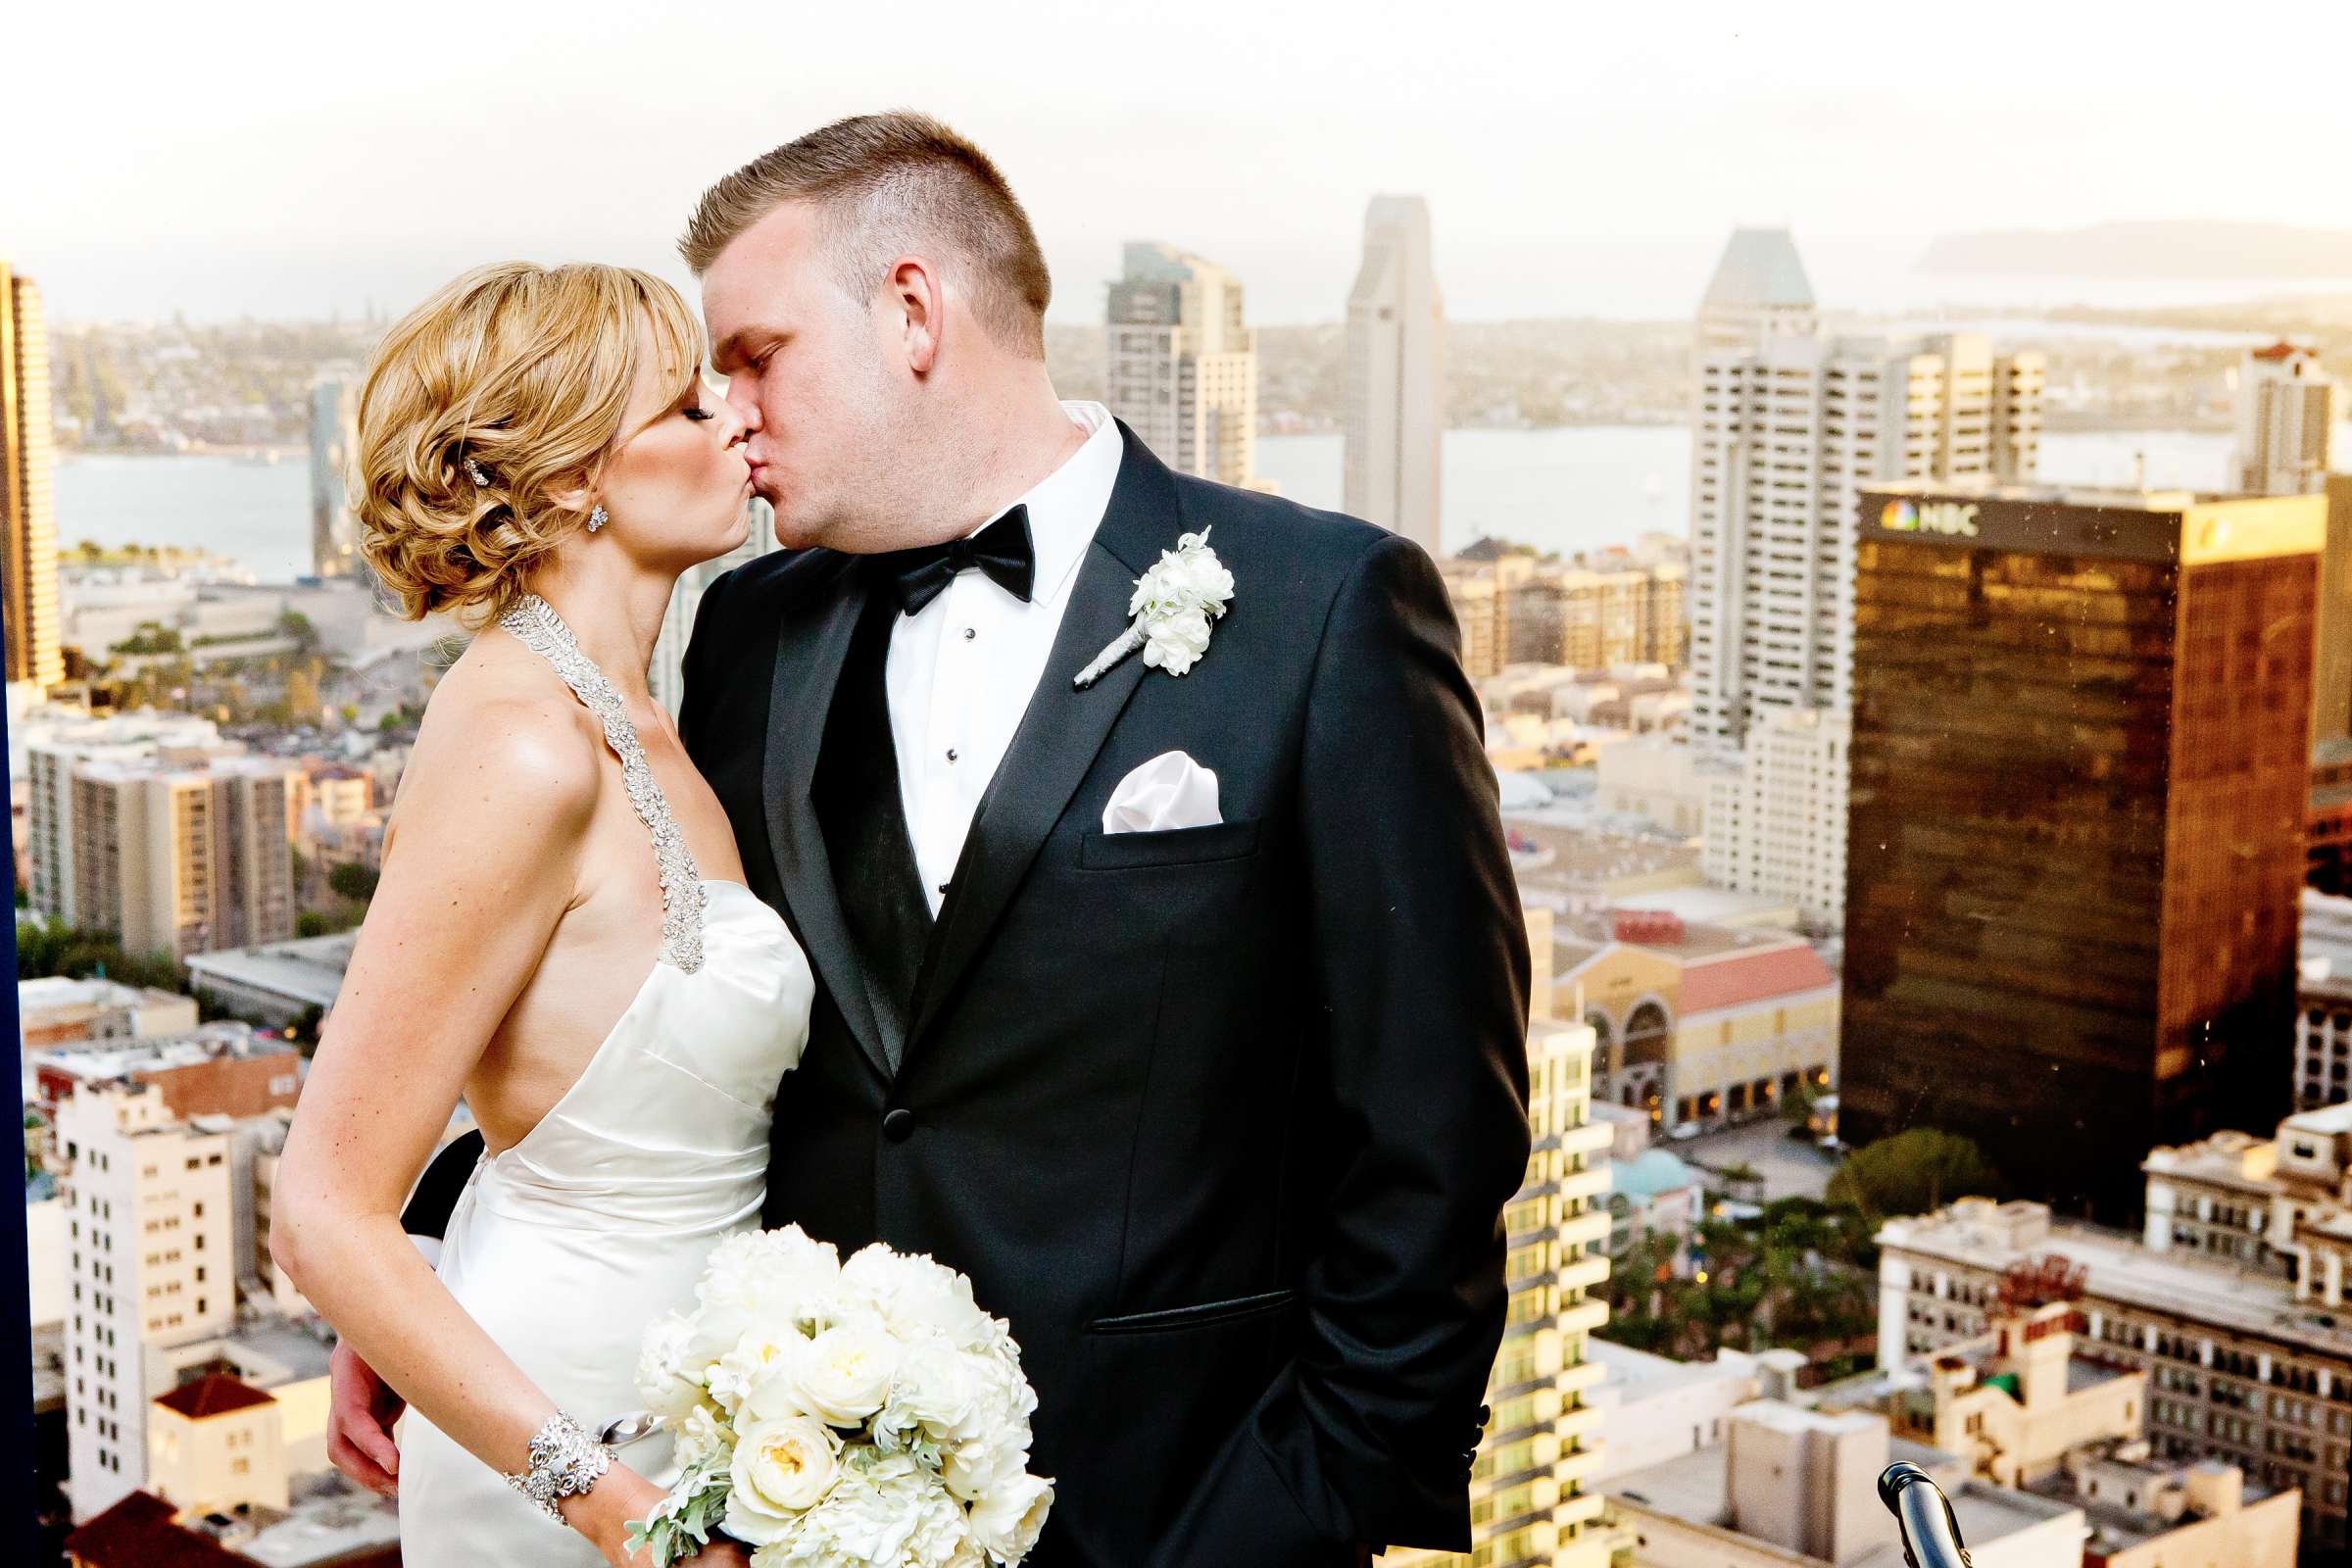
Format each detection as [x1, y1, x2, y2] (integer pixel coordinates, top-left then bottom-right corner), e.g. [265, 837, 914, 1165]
[1701, 706, 1850, 931]
[1693, 227, 1818, 360]
[2, 259, 64, 691]
[1103, 242, 1259, 489]
[1841, 481, 2324, 1222]
[1388, 910, 1617, 1566]
[307, 379, 360, 579]
[59, 1086, 237, 1521]
[2314, 474, 2352, 749]
[1689, 331, 2044, 750]
[24, 710, 226, 924]
[651, 499, 778, 717]
[2234, 342, 2337, 497]
[1343, 195, 1444, 555]
[72, 758, 299, 959]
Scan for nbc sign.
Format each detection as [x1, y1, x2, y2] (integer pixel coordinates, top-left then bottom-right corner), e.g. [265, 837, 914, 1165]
[1879, 498, 1980, 538]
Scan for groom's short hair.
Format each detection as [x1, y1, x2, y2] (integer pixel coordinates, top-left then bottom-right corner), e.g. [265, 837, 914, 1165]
[682, 112, 1051, 360]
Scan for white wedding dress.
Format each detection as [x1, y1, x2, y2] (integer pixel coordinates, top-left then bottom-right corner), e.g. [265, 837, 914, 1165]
[397, 596, 813, 1566]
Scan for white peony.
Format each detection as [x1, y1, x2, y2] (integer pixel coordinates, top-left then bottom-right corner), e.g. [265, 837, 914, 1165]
[786, 1322, 903, 1428]
[724, 1414, 841, 1545]
[878, 1342, 979, 1443]
[969, 1472, 1054, 1565]
[843, 1246, 996, 1348]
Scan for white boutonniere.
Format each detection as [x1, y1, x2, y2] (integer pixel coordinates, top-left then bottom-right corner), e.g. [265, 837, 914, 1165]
[1072, 528, 1235, 690]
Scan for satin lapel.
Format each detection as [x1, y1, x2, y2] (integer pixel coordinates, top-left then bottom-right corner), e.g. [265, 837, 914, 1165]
[906, 425, 1180, 1051]
[763, 565, 894, 1084]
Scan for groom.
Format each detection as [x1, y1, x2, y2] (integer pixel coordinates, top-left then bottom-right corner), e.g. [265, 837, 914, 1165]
[339, 113, 1531, 1567]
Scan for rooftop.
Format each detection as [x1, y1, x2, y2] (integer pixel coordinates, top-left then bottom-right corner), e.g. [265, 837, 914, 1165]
[17, 975, 185, 1018]
[1505, 817, 1702, 897]
[65, 1492, 251, 1568]
[38, 1024, 295, 1084]
[184, 932, 357, 1007]
[1700, 227, 1815, 314]
[155, 1373, 276, 1420]
[1882, 1199, 2352, 1359]
[1587, 1340, 1755, 1407]
[1612, 1148, 1704, 1200]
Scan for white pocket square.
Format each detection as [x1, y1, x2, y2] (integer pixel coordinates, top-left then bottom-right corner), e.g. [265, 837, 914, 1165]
[1102, 751, 1222, 834]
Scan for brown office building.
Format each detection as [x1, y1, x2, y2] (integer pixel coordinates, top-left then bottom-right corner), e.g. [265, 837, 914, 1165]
[1840, 481, 2325, 1222]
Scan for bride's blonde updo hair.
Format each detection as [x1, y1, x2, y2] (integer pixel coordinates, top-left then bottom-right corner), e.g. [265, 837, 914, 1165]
[353, 261, 706, 626]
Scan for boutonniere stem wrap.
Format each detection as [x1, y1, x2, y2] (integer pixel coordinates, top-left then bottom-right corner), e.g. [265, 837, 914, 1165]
[1073, 527, 1235, 690]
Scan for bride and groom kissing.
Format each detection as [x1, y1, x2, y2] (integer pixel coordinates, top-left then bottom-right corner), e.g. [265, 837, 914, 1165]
[269, 111, 1532, 1568]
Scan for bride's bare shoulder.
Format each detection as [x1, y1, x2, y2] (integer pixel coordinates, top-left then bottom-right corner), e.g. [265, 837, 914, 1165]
[392, 632, 606, 838]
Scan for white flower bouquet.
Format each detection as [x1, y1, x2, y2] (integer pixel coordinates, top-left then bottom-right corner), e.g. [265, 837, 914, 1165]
[625, 1226, 1054, 1567]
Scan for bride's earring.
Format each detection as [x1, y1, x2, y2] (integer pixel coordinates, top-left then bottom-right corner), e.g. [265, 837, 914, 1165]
[587, 504, 609, 534]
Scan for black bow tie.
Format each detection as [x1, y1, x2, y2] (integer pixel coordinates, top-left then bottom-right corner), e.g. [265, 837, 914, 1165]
[876, 507, 1036, 615]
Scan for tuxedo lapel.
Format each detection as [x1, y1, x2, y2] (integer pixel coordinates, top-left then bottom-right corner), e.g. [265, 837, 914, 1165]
[763, 563, 894, 1083]
[906, 425, 1181, 1051]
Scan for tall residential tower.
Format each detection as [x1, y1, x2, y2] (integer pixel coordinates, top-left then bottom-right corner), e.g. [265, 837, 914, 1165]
[2, 260, 64, 690]
[1104, 242, 1259, 489]
[1343, 195, 1444, 555]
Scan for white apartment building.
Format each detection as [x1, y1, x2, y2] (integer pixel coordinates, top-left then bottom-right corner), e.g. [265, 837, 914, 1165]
[71, 755, 299, 958]
[1688, 329, 2043, 750]
[22, 708, 222, 924]
[1104, 242, 1259, 489]
[1343, 195, 1444, 556]
[1701, 706, 1850, 931]
[2235, 343, 2337, 496]
[59, 1085, 237, 1521]
[308, 377, 360, 579]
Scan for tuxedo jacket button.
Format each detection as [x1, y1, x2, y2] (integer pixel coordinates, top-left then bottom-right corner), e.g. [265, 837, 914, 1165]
[882, 1108, 915, 1143]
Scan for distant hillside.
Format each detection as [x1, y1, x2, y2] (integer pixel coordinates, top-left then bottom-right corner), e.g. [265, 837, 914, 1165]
[1919, 220, 2352, 278]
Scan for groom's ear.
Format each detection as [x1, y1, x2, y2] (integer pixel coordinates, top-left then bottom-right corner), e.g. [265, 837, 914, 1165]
[887, 255, 945, 377]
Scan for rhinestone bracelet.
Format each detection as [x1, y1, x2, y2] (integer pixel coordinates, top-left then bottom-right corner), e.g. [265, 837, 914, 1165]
[504, 1411, 613, 1525]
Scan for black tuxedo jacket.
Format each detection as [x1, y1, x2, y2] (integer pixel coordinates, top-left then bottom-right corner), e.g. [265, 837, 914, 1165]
[413, 425, 1530, 1566]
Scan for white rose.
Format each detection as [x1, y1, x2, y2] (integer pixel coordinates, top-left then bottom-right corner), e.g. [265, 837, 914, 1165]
[725, 1415, 840, 1545]
[710, 1324, 811, 1419]
[786, 1322, 902, 1428]
[634, 1311, 706, 1421]
[969, 1472, 1054, 1565]
[1141, 611, 1213, 675]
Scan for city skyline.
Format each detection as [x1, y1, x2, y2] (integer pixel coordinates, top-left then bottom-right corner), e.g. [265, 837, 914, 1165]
[11, 3, 2352, 325]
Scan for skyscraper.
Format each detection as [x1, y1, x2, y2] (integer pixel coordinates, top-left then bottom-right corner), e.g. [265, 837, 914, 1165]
[1693, 227, 1818, 360]
[1688, 330, 2044, 750]
[1, 259, 64, 691]
[1841, 480, 2324, 1222]
[1344, 195, 1444, 555]
[1103, 242, 1259, 488]
[308, 378, 360, 579]
[2235, 342, 2337, 496]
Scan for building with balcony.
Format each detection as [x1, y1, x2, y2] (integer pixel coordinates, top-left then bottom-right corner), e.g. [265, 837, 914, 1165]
[1878, 1197, 2352, 1551]
[1701, 706, 1849, 932]
[2233, 341, 2336, 498]
[1104, 242, 1260, 490]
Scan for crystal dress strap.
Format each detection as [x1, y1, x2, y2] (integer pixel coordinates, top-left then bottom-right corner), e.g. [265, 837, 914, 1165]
[498, 594, 707, 972]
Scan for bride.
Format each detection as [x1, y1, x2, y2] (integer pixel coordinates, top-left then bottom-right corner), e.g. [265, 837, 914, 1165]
[272, 261, 811, 1567]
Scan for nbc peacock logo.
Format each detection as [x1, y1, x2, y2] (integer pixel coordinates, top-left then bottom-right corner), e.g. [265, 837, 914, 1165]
[1882, 499, 1920, 532]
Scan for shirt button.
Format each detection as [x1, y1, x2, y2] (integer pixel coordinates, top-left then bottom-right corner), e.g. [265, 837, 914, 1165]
[962, 627, 977, 641]
[882, 1108, 915, 1143]
[946, 749, 958, 762]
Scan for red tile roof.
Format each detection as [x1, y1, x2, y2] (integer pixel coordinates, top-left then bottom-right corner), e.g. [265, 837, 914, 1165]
[65, 1492, 252, 1568]
[154, 1374, 276, 1420]
[1679, 944, 1837, 1015]
[2252, 340, 2308, 362]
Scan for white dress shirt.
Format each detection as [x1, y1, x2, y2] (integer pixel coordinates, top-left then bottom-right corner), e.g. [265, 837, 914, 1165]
[885, 402, 1124, 913]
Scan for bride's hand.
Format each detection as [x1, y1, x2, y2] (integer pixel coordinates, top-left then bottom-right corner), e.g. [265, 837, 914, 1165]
[679, 1542, 753, 1567]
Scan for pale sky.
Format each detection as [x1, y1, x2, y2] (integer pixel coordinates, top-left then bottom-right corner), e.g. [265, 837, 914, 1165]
[12, 0, 2351, 325]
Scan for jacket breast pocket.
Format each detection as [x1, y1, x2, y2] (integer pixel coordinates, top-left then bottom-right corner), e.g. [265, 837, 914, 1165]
[1077, 817, 1261, 871]
[1086, 1287, 1298, 1335]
